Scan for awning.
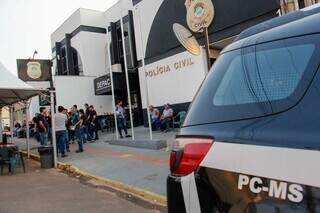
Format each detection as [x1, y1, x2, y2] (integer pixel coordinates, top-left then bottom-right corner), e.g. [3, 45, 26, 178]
[0, 62, 44, 107]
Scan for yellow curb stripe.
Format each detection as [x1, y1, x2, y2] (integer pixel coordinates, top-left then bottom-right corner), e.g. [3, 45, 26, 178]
[21, 151, 167, 206]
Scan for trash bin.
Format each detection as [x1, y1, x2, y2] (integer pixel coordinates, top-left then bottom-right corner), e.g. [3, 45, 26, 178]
[38, 146, 53, 169]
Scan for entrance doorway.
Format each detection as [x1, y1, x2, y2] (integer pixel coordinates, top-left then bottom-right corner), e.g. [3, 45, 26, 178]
[109, 11, 144, 127]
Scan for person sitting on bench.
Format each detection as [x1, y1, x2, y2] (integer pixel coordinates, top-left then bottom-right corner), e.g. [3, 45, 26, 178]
[160, 104, 173, 132]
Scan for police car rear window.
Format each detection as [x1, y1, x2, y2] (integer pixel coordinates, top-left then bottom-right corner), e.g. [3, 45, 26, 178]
[213, 43, 314, 106]
[185, 34, 320, 126]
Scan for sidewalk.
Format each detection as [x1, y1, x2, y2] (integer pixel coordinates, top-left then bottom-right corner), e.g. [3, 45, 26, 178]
[15, 127, 176, 196]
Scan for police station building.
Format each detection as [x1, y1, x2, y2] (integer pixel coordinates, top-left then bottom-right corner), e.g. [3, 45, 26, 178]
[50, 0, 309, 125]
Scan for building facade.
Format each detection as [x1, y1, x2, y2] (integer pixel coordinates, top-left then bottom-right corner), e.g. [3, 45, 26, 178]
[281, 0, 320, 13]
[51, 9, 113, 115]
[49, 0, 320, 125]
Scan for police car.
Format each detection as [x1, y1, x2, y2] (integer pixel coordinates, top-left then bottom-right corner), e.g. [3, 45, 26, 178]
[167, 5, 320, 213]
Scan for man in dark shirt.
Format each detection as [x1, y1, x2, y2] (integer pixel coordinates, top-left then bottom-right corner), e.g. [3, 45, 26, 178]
[84, 103, 90, 117]
[88, 105, 99, 140]
[36, 107, 49, 145]
[83, 103, 92, 141]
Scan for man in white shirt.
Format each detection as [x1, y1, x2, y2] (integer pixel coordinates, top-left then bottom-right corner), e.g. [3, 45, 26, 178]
[160, 104, 174, 132]
[55, 106, 68, 157]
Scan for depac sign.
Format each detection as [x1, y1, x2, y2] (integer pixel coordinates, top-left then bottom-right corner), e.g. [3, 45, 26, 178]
[94, 75, 112, 95]
[186, 0, 215, 32]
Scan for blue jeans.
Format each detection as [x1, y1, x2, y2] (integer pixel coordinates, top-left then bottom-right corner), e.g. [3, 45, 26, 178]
[47, 127, 52, 143]
[89, 123, 98, 139]
[117, 117, 128, 136]
[160, 118, 172, 131]
[151, 118, 160, 130]
[39, 132, 48, 145]
[76, 127, 86, 151]
[56, 130, 67, 155]
[84, 124, 92, 141]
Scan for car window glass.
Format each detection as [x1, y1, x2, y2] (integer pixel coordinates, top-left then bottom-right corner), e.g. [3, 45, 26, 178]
[184, 34, 320, 126]
[213, 44, 315, 106]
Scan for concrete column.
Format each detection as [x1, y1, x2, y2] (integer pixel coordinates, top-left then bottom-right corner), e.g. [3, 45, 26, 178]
[25, 101, 30, 158]
[10, 106, 14, 142]
[0, 107, 2, 135]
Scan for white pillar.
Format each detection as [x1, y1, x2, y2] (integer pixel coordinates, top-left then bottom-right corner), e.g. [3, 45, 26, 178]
[25, 101, 30, 158]
[120, 1, 135, 140]
[136, 6, 153, 140]
[10, 106, 14, 142]
[0, 107, 2, 136]
[50, 90, 57, 168]
[106, 26, 119, 140]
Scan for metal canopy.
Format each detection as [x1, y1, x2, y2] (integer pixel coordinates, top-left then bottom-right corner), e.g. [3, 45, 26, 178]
[0, 62, 43, 107]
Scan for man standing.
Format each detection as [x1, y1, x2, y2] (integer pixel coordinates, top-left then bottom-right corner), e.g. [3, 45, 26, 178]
[84, 103, 90, 117]
[149, 105, 160, 131]
[160, 104, 174, 132]
[55, 106, 68, 157]
[71, 105, 80, 143]
[88, 105, 99, 140]
[116, 101, 131, 138]
[84, 103, 92, 141]
[36, 107, 49, 145]
[74, 109, 87, 152]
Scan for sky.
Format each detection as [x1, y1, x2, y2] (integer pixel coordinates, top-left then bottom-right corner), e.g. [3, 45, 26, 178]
[0, 0, 118, 75]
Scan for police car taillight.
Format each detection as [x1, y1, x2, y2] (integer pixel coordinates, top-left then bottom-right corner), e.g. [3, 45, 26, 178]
[170, 137, 213, 177]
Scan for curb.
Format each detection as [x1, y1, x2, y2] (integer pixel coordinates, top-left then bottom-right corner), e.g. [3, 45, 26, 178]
[21, 151, 167, 208]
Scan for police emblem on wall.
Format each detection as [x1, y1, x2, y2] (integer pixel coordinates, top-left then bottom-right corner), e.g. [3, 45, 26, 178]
[27, 61, 42, 79]
[17, 59, 52, 81]
[186, 0, 215, 32]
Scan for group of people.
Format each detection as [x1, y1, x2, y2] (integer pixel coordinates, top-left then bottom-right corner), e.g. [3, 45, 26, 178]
[32, 104, 99, 158]
[149, 103, 174, 132]
[31, 101, 174, 155]
[13, 121, 28, 138]
[115, 101, 174, 136]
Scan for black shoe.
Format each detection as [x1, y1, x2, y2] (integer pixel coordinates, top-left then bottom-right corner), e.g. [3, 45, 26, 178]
[95, 138, 99, 140]
[61, 154, 68, 158]
[125, 135, 131, 138]
[120, 135, 124, 139]
[76, 150, 83, 153]
[67, 149, 70, 153]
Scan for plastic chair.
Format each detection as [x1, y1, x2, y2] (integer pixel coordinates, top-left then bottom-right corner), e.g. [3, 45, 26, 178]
[172, 111, 187, 130]
[0, 147, 25, 175]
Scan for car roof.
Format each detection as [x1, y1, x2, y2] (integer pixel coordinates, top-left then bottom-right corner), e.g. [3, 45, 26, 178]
[222, 4, 320, 54]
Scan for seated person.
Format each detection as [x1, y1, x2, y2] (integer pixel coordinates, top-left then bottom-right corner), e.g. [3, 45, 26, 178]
[160, 104, 174, 132]
[149, 105, 160, 130]
[13, 122, 21, 137]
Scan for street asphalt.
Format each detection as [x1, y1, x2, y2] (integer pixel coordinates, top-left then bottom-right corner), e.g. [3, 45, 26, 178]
[0, 160, 161, 213]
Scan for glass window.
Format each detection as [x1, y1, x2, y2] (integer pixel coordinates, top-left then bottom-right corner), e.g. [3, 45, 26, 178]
[184, 34, 320, 126]
[213, 44, 315, 106]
